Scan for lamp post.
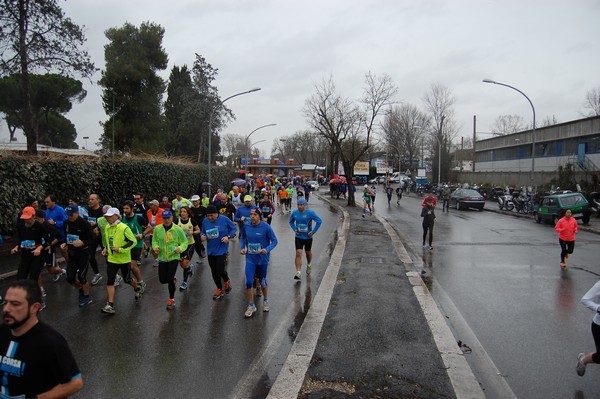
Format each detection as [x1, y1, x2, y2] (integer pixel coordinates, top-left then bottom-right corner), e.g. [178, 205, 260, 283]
[201, 87, 261, 196]
[246, 139, 267, 176]
[112, 91, 115, 159]
[483, 79, 536, 182]
[244, 123, 277, 165]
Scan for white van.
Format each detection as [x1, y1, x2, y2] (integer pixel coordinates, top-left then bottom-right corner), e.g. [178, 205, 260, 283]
[390, 172, 407, 183]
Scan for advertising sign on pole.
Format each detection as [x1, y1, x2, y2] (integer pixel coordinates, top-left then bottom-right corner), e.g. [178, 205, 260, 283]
[353, 161, 369, 175]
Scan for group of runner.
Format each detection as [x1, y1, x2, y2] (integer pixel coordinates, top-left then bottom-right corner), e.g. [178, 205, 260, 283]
[10, 184, 322, 319]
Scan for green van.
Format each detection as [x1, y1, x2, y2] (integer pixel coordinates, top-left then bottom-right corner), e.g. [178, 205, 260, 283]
[534, 192, 591, 225]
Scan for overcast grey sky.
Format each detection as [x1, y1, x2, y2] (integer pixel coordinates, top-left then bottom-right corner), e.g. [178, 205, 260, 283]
[5, 0, 598, 155]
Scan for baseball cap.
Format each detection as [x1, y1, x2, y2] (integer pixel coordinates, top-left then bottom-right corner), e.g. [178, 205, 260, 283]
[206, 205, 218, 214]
[297, 198, 307, 205]
[104, 207, 120, 217]
[191, 195, 200, 201]
[65, 204, 79, 215]
[244, 195, 253, 202]
[202, 193, 207, 197]
[20, 206, 36, 219]
[35, 209, 46, 218]
[149, 199, 159, 206]
[364, 184, 368, 188]
[162, 210, 173, 218]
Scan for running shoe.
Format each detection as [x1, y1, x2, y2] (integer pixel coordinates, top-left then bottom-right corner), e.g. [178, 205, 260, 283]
[429, 246, 434, 250]
[79, 296, 92, 308]
[294, 271, 301, 280]
[263, 300, 270, 312]
[213, 289, 224, 300]
[101, 303, 115, 314]
[179, 281, 188, 291]
[565, 253, 569, 259]
[166, 298, 175, 310]
[91, 273, 103, 286]
[52, 268, 66, 282]
[560, 261, 567, 268]
[114, 274, 123, 286]
[138, 281, 146, 294]
[306, 263, 312, 275]
[224, 279, 232, 293]
[244, 304, 257, 318]
[576, 353, 586, 376]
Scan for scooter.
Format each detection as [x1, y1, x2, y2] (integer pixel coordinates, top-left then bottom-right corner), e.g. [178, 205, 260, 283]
[497, 192, 514, 211]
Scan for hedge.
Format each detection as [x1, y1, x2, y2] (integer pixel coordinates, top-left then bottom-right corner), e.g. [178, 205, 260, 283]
[0, 155, 237, 234]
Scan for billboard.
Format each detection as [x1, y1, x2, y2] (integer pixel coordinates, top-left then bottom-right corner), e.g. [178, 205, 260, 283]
[354, 161, 369, 175]
[376, 161, 393, 174]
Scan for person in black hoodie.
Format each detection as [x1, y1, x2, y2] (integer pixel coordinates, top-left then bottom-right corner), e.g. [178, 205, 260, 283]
[421, 197, 436, 250]
[11, 207, 45, 283]
[60, 204, 95, 307]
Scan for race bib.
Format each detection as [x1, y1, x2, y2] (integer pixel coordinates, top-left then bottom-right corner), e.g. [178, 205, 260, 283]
[206, 228, 219, 239]
[20, 240, 36, 249]
[248, 243, 262, 254]
[88, 217, 97, 223]
[66, 234, 79, 245]
[297, 223, 308, 233]
[262, 206, 271, 213]
[243, 218, 250, 224]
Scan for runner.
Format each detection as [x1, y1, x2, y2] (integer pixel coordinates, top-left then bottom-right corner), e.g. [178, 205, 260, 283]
[421, 191, 437, 207]
[121, 201, 150, 293]
[87, 193, 104, 286]
[385, 185, 393, 206]
[201, 205, 237, 300]
[100, 207, 142, 314]
[229, 186, 243, 209]
[175, 206, 200, 291]
[554, 209, 578, 269]
[146, 199, 165, 267]
[361, 185, 373, 217]
[191, 194, 207, 264]
[33, 209, 62, 306]
[60, 204, 95, 308]
[234, 195, 258, 242]
[11, 207, 45, 284]
[395, 186, 403, 205]
[277, 185, 288, 215]
[152, 210, 188, 310]
[285, 184, 294, 212]
[172, 193, 192, 218]
[421, 198, 436, 250]
[216, 193, 236, 221]
[0, 279, 83, 397]
[289, 198, 322, 280]
[577, 279, 600, 376]
[441, 185, 451, 212]
[240, 208, 278, 318]
[259, 193, 275, 225]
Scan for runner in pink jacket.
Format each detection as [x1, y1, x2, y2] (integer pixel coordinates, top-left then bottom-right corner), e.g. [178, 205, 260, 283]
[554, 209, 578, 268]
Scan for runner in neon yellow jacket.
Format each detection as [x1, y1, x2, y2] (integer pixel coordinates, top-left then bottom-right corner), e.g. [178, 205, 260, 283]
[152, 221, 188, 262]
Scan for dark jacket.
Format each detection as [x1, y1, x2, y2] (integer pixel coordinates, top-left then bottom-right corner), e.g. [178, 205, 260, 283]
[421, 206, 436, 226]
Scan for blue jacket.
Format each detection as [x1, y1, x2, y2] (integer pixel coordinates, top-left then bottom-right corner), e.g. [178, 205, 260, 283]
[234, 204, 258, 236]
[45, 204, 67, 235]
[241, 221, 278, 265]
[201, 215, 237, 256]
[289, 209, 322, 240]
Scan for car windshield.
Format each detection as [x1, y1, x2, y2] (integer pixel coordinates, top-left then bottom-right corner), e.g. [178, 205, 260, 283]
[460, 189, 481, 197]
[560, 194, 587, 207]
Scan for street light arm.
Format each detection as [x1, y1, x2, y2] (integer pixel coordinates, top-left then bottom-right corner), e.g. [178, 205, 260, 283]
[482, 79, 536, 125]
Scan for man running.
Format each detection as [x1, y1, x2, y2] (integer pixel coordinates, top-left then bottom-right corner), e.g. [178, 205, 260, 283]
[175, 206, 200, 291]
[289, 198, 322, 280]
[0, 280, 83, 397]
[172, 193, 192, 218]
[146, 199, 165, 267]
[259, 193, 275, 225]
[234, 195, 258, 241]
[362, 185, 373, 217]
[87, 193, 104, 286]
[11, 207, 45, 284]
[121, 201, 150, 292]
[201, 205, 237, 300]
[216, 193, 236, 221]
[240, 208, 278, 318]
[61, 204, 95, 308]
[152, 210, 188, 310]
[100, 207, 142, 314]
[191, 194, 207, 264]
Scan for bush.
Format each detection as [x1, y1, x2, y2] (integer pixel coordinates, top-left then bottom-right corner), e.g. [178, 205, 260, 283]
[0, 154, 236, 234]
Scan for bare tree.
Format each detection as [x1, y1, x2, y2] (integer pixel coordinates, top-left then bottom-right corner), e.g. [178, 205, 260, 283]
[582, 86, 600, 117]
[381, 104, 430, 172]
[304, 73, 396, 206]
[540, 115, 559, 127]
[422, 83, 458, 184]
[491, 114, 525, 134]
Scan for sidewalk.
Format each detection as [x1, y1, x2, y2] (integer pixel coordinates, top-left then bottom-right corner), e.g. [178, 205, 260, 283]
[270, 194, 483, 399]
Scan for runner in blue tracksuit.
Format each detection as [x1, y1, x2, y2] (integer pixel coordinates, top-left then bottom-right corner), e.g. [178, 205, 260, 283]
[234, 195, 258, 241]
[288, 198, 322, 280]
[240, 208, 278, 318]
[201, 205, 237, 300]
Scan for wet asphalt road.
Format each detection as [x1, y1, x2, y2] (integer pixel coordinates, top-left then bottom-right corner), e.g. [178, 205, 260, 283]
[0, 196, 339, 399]
[374, 186, 600, 399]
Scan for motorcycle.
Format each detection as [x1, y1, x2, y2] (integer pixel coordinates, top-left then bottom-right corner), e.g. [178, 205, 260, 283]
[497, 192, 514, 211]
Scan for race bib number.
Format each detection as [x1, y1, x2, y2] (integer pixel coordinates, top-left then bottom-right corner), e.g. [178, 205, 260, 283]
[206, 228, 219, 239]
[66, 234, 79, 245]
[297, 223, 308, 233]
[248, 243, 262, 254]
[88, 217, 97, 223]
[20, 240, 35, 249]
[262, 206, 271, 213]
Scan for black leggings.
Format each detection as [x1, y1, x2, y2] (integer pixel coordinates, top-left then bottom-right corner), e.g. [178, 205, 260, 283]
[88, 238, 100, 274]
[158, 260, 179, 299]
[208, 254, 229, 290]
[66, 249, 90, 285]
[559, 239, 575, 262]
[107, 261, 133, 285]
[17, 253, 44, 282]
[592, 322, 600, 364]
[422, 223, 434, 246]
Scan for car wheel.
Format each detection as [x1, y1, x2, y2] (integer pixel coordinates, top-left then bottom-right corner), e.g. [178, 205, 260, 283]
[534, 212, 542, 223]
[455, 201, 460, 210]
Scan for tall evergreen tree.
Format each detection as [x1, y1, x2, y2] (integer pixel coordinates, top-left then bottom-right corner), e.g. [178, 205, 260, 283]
[99, 22, 168, 154]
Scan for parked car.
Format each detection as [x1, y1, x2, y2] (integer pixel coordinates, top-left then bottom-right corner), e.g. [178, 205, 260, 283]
[449, 188, 486, 210]
[307, 180, 319, 191]
[368, 176, 387, 184]
[534, 192, 590, 225]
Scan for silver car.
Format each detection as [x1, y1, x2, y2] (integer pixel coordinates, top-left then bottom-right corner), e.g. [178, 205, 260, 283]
[307, 180, 319, 191]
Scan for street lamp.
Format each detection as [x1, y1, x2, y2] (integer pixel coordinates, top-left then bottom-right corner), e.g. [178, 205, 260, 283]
[201, 87, 261, 196]
[244, 123, 277, 165]
[483, 79, 536, 182]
